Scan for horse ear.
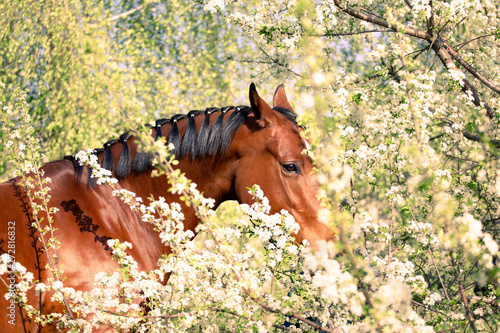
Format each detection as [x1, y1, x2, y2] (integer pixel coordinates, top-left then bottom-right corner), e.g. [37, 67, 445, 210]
[249, 83, 276, 125]
[273, 84, 293, 111]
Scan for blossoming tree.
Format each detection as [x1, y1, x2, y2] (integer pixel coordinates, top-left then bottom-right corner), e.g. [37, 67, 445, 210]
[1, 0, 499, 332]
[201, 0, 500, 331]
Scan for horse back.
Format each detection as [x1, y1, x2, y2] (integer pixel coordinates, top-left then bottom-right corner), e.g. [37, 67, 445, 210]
[0, 161, 160, 332]
[0, 173, 62, 332]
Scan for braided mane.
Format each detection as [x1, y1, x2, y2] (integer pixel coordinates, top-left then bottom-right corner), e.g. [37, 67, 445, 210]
[65, 105, 297, 188]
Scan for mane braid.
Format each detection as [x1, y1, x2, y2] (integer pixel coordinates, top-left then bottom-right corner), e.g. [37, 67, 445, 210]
[103, 139, 117, 172]
[219, 106, 252, 153]
[273, 107, 297, 124]
[132, 151, 152, 173]
[116, 133, 132, 180]
[207, 106, 232, 156]
[179, 110, 204, 159]
[196, 108, 219, 158]
[167, 114, 186, 156]
[154, 118, 169, 141]
[64, 155, 83, 183]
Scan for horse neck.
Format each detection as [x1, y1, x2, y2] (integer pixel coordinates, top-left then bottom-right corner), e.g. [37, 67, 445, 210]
[120, 122, 238, 209]
[123, 155, 236, 209]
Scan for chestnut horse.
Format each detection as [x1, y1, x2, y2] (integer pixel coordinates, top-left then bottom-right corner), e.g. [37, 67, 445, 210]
[0, 84, 332, 332]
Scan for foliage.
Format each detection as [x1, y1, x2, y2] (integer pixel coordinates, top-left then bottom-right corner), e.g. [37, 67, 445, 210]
[0, 0, 249, 167]
[202, 0, 500, 331]
[1, 0, 500, 332]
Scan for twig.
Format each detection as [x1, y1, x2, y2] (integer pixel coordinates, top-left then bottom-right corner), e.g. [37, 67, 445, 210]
[403, 196, 451, 301]
[443, 17, 467, 38]
[411, 300, 449, 317]
[450, 254, 478, 333]
[435, 323, 470, 333]
[397, 27, 422, 145]
[454, 34, 495, 50]
[107, 4, 144, 23]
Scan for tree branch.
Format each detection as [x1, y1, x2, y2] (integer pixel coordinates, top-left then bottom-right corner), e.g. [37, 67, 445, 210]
[317, 29, 396, 37]
[412, 300, 449, 317]
[438, 117, 500, 148]
[435, 323, 470, 333]
[431, 41, 496, 119]
[107, 4, 144, 23]
[461, 130, 500, 148]
[450, 254, 478, 333]
[441, 39, 500, 95]
[332, 0, 430, 40]
[427, 0, 434, 34]
[332, 0, 497, 118]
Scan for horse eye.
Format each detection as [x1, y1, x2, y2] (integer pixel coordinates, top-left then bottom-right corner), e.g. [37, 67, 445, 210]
[282, 163, 300, 174]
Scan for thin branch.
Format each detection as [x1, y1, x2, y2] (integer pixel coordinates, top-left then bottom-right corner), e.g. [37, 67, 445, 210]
[454, 34, 495, 51]
[107, 4, 144, 23]
[482, 217, 500, 224]
[468, 295, 498, 305]
[437, 20, 451, 36]
[316, 29, 396, 37]
[412, 300, 449, 317]
[403, 196, 451, 301]
[438, 117, 500, 148]
[354, 73, 383, 85]
[211, 308, 291, 331]
[429, 133, 445, 141]
[231, 56, 302, 78]
[435, 323, 470, 333]
[451, 163, 480, 175]
[443, 16, 467, 38]
[258, 47, 303, 78]
[397, 31, 422, 145]
[450, 254, 478, 333]
[462, 130, 500, 148]
[359, 6, 386, 21]
[410, 46, 430, 60]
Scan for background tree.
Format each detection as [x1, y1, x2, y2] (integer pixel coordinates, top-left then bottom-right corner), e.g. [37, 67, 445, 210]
[0, 0, 255, 169]
[204, 0, 500, 331]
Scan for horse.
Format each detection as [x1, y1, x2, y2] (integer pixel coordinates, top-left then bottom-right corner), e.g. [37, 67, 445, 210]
[0, 83, 333, 332]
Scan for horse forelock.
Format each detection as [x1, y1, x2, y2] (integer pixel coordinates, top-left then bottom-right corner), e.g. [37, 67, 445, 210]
[272, 106, 298, 124]
[65, 105, 298, 188]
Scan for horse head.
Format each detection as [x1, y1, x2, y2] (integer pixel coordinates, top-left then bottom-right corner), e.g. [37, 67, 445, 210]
[229, 84, 333, 247]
